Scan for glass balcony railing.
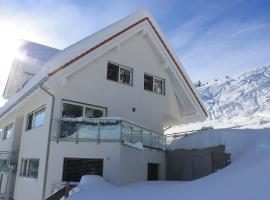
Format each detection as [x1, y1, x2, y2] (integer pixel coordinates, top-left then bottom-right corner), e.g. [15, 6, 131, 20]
[51, 118, 165, 150]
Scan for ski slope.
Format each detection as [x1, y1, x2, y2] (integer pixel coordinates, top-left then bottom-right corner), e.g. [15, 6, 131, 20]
[198, 66, 270, 120]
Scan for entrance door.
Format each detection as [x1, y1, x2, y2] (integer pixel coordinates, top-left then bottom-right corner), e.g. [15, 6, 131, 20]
[148, 163, 159, 180]
[62, 158, 103, 182]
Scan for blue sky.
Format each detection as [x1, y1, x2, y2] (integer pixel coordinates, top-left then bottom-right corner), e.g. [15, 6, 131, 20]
[0, 0, 270, 94]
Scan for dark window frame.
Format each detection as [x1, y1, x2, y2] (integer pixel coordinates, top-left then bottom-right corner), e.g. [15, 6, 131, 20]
[144, 73, 165, 95]
[106, 61, 133, 86]
[26, 106, 46, 131]
[20, 158, 40, 179]
[3, 123, 14, 140]
[61, 99, 107, 119]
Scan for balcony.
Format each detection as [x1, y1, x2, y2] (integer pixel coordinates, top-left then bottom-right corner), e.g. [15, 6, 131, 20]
[51, 118, 166, 151]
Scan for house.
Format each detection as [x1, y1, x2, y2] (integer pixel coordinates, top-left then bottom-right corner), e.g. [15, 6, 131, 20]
[0, 10, 207, 200]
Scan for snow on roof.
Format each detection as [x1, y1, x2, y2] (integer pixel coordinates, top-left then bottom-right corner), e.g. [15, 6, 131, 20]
[0, 10, 207, 119]
[18, 40, 60, 74]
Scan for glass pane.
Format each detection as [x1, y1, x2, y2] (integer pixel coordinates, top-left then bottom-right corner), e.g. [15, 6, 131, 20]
[23, 159, 28, 176]
[121, 122, 131, 142]
[142, 129, 151, 146]
[85, 107, 104, 118]
[60, 121, 77, 139]
[119, 67, 131, 85]
[4, 124, 13, 139]
[152, 133, 159, 148]
[131, 126, 142, 143]
[28, 159, 39, 178]
[27, 114, 33, 130]
[33, 108, 45, 128]
[62, 103, 83, 119]
[107, 63, 119, 81]
[144, 74, 153, 91]
[153, 78, 164, 95]
[78, 124, 99, 139]
[100, 122, 121, 140]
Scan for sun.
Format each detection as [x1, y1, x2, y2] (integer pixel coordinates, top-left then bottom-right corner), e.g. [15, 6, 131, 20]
[0, 22, 38, 106]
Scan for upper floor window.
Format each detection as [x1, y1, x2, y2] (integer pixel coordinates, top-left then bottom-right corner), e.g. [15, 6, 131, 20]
[20, 158, 39, 179]
[144, 73, 165, 95]
[107, 62, 133, 86]
[3, 123, 13, 140]
[26, 107, 46, 130]
[61, 101, 106, 119]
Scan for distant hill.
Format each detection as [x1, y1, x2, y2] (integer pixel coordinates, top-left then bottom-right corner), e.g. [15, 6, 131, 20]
[198, 66, 270, 120]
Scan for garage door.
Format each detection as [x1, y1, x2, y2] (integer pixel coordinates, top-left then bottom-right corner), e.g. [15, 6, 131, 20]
[62, 158, 103, 182]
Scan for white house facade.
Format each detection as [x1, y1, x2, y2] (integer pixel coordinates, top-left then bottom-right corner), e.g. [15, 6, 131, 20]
[0, 10, 207, 200]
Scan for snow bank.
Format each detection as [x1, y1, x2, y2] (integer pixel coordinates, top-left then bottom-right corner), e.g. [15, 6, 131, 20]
[168, 128, 270, 160]
[67, 125, 270, 200]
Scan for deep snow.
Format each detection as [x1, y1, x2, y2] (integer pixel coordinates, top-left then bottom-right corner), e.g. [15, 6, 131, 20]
[66, 118, 270, 200]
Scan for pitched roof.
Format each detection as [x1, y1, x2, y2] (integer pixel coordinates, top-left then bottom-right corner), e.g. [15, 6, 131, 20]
[0, 10, 207, 120]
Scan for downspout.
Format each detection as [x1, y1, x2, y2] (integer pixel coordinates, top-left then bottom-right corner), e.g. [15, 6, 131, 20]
[40, 84, 55, 200]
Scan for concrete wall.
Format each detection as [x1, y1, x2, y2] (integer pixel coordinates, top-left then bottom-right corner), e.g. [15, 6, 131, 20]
[118, 144, 165, 184]
[166, 145, 230, 181]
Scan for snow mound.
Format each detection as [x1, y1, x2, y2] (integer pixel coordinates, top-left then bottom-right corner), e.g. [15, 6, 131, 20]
[198, 66, 270, 120]
[67, 127, 270, 200]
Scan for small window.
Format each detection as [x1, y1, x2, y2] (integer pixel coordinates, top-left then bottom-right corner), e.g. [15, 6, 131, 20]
[27, 159, 39, 179]
[144, 74, 165, 95]
[62, 103, 83, 119]
[27, 107, 46, 130]
[107, 62, 132, 86]
[20, 158, 28, 176]
[3, 123, 13, 140]
[85, 107, 104, 118]
[20, 158, 39, 179]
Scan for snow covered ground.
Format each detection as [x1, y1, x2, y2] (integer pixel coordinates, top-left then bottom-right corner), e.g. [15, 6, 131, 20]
[65, 65, 270, 200]
[66, 117, 270, 200]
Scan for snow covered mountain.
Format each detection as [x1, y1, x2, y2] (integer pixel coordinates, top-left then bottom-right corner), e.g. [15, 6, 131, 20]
[198, 66, 270, 120]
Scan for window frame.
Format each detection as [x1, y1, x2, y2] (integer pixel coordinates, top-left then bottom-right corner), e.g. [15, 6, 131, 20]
[20, 158, 40, 179]
[3, 123, 14, 140]
[106, 61, 133, 86]
[26, 105, 46, 131]
[144, 73, 165, 95]
[61, 100, 107, 120]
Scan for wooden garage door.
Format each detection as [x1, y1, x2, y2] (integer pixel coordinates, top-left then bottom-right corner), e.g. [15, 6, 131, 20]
[62, 158, 103, 182]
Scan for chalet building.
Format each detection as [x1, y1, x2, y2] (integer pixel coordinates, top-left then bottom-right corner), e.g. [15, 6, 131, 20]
[0, 10, 207, 200]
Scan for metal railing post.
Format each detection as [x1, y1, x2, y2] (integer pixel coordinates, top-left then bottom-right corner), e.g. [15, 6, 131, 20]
[120, 121, 123, 142]
[98, 121, 101, 144]
[130, 125, 133, 143]
[76, 125, 79, 144]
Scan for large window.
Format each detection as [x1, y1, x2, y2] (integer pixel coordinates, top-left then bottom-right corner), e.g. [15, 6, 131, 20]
[26, 107, 46, 130]
[3, 123, 13, 140]
[61, 101, 106, 119]
[107, 62, 133, 86]
[144, 73, 165, 95]
[20, 158, 39, 179]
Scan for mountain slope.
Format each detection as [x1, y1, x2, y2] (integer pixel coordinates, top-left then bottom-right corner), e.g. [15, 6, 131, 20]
[198, 66, 270, 120]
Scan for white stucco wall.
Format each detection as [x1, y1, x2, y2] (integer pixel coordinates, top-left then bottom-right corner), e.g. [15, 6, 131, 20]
[12, 92, 52, 200]
[51, 33, 178, 133]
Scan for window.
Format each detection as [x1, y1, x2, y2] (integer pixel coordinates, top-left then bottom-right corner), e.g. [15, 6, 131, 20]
[28, 159, 39, 178]
[20, 158, 39, 179]
[144, 74, 165, 95]
[62, 103, 83, 119]
[107, 62, 132, 86]
[26, 107, 46, 130]
[61, 101, 106, 119]
[3, 123, 13, 140]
